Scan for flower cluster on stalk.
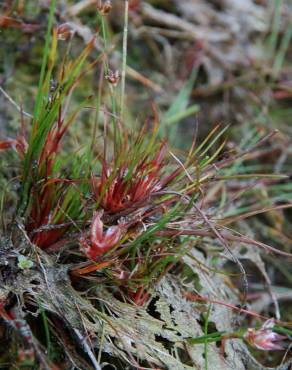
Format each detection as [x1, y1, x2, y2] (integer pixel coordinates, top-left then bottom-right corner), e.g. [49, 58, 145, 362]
[244, 319, 286, 351]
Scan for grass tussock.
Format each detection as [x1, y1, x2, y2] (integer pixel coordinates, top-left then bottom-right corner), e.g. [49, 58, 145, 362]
[0, 1, 292, 369]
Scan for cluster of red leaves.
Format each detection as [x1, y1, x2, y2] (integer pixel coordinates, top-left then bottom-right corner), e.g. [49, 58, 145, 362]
[76, 136, 184, 306]
[0, 133, 27, 158]
[78, 209, 151, 304]
[80, 212, 123, 260]
[0, 114, 75, 249]
[27, 118, 76, 248]
[91, 142, 179, 216]
[27, 179, 70, 249]
[92, 144, 165, 213]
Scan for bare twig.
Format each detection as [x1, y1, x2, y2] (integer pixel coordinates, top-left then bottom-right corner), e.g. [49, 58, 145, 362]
[67, 0, 96, 16]
[0, 86, 33, 118]
[126, 65, 163, 93]
[158, 228, 292, 258]
[74, 328, 102, 370]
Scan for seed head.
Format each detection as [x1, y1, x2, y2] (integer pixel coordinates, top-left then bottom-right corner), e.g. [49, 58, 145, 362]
[98, 0, 112, 16]
[57, 23, 74, 41]
[105, 69, 120, 87]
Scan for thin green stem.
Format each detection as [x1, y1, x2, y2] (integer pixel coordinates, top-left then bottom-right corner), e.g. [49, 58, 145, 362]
[98, 12, 118, 150]
[32, 0, 56, 125]
[120, 0, 129, 122]
[39, 304, 52, 358]
[204, 304, 212, 370]
[99, 15, 110, 73]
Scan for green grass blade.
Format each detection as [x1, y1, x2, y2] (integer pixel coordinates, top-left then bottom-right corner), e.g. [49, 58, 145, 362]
[32, 0, 56, 126]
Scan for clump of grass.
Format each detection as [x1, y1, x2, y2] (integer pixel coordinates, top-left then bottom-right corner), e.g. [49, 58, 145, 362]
[0, 1, 292, 368]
